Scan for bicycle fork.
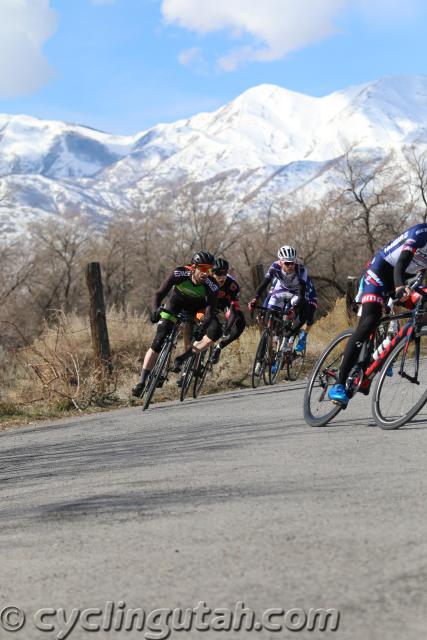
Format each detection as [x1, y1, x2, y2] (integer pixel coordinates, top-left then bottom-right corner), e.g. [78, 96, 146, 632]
[399, 327, 420, 384]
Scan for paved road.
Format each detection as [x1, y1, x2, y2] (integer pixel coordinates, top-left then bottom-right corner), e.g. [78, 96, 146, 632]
[0, 382, 426, 640]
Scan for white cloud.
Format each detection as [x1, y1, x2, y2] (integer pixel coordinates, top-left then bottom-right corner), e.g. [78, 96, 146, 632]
[162, 0, 347, 70]
[161, 0, 422, 70]
[178, 47, 202, 66]
[0, 0, 58, 98]
[177, 47, 208, 73]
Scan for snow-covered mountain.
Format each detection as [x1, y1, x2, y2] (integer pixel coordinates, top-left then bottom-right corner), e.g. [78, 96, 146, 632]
[2, 75, 427, 233]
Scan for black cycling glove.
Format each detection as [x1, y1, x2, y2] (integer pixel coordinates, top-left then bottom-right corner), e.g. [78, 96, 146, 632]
[193, 325, 205, 341]
[150, 308, 161, 324]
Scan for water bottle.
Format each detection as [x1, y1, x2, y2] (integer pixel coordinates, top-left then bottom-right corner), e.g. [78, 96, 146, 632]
[373, 336, 392, 360]
[388, 319, 398, 337]
[279, 336, 288, 352]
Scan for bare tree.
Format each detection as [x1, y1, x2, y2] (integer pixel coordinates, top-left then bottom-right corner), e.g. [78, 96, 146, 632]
[404, 145, 427, 222]
[336, 150, 405, 254]
[26, 217, 92, 314]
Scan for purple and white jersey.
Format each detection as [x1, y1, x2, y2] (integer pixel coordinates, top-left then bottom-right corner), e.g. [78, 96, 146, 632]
[377, 223, 427, 273]
[266, 261, 308, 296]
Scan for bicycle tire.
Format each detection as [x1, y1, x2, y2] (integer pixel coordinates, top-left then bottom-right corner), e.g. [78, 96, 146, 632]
[252, 329, 269, 389]
[263, 332, 273, 385]
[193, 348, 212, 398]
[303, 328, 354, 427]
[372, 327, 427, 429]
[287, 342, 306, 381]
[142, 340, 173, 411]
[180, 352, 198, 402]
[268, 336, 284, 385]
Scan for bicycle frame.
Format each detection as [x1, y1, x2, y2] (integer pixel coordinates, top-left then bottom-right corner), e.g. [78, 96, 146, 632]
[351, 287, 427, 393]
[141, 310, 189, 410]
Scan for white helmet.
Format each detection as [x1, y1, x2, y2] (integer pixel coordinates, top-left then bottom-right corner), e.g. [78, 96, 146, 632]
[277, 245, 297, 261]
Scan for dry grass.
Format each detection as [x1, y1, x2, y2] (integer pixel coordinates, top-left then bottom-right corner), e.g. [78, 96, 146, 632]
[0, 300, 353, 425]
[307, 297, 355, 357]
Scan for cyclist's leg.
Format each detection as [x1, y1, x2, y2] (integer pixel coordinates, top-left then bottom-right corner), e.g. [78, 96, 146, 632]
[338, 301, 382, 383]
[267, 289, 289, 314]
[328, 265, 389, 405]
[174, 311, 222, 371]
[182, 321, 193, 351]
[193, 314, 222, 351]
[328, 301, 382, 404]
[294, 300, 313, 352]
[219, 311, 246, 348]
[212, 311, 246, 363]
[286, 298, 308, 339]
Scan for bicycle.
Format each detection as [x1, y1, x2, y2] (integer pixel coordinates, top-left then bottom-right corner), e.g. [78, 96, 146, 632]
[303, 273, 427, 429]
[273, 311, 307, 383]
[179, 344, 216, 401]
[251, 306, 288, 387]
[192, 345, 216, 399]
[141, 310, 188, 411]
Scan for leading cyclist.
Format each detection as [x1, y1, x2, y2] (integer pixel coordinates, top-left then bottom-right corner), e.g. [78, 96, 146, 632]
[131, 251, 221, 397]
[328, 223, 427, 406]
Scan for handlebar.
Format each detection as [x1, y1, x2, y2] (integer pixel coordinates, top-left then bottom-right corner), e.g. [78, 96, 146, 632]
[392, 271, 426, 304]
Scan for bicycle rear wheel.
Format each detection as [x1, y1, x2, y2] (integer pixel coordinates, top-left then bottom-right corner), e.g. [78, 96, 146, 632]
[142, 340, 173, 411]
[286, 340, 306, 381]
[251, 330, 269, 388]
[193, 348, 213, 398]
[180, 352, 199, 401]
[303, 329, 354, 427]
[372, 328, 427, 429]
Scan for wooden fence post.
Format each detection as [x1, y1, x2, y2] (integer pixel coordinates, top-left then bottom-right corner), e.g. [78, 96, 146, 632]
[85, 262, 112, 376]
[252, 263, 265, 289]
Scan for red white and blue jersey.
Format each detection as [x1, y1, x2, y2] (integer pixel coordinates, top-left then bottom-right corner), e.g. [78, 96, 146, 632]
[361, 224, 427, 305]
[377, 223, 427, 273]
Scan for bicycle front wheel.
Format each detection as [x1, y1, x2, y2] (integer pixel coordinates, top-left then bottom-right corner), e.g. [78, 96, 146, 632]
[193, 348, 212, 398]
[251, 330, 269, 388]
[268, 337, 284, 385]
[180, 352, 199, 402]
[142, 340, 172, 411]
[372, 328, 427, 429]
[303, 329, 354, 427]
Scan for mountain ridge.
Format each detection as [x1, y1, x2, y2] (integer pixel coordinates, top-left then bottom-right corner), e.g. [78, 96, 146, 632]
[1, 74, 427, 233]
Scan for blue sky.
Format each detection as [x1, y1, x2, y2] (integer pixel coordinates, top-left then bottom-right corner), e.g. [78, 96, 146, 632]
[1, 0, 427, 134]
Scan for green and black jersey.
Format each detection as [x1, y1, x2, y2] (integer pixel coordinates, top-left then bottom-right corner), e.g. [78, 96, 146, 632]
[153, 266, 219, 323]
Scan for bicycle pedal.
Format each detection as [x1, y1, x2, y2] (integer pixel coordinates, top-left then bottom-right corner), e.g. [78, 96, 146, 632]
[331, 399, 348, 409]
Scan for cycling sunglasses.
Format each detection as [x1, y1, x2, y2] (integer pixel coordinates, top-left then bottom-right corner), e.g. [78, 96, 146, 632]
[281, 260, 296, 266]
[194, 264, 214, 273]
[213, 269, 227, 276]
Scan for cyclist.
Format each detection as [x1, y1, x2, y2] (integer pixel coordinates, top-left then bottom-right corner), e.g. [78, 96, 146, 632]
[210, 257, 246, 364]
[131, 251, 221, 397]
[328, 223, 427, 406]
[248, 245, 308, 333]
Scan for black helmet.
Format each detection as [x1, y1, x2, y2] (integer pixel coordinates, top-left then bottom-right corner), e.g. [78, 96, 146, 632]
[191, 251, 215, 266]
[213, 257, 229, 275]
